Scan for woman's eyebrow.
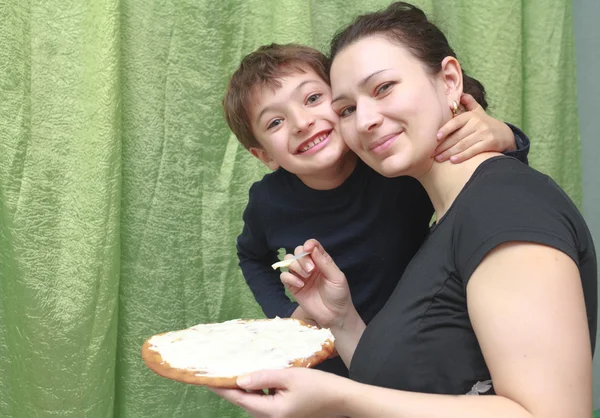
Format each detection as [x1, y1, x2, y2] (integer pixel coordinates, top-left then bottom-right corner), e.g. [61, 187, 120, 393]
[331, 69, 391, 105]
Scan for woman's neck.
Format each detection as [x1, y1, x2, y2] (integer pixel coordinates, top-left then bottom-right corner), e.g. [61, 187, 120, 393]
[417, 152, 502, 221]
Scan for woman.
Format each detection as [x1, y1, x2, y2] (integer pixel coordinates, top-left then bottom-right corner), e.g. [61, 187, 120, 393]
[211, 3, 597, 417]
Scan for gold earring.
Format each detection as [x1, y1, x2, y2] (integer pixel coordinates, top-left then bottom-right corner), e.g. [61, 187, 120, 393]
[451, 101, 458, 117]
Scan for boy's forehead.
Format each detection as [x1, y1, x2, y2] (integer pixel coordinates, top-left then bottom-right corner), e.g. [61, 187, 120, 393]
[254, 67, 325, 97]
[248, 67, 330, 120]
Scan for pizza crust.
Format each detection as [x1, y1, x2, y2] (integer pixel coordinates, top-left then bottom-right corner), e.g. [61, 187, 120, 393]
[141, 318, 335, 388]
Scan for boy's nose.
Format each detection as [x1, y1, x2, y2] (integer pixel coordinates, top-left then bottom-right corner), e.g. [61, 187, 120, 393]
[293, 109, 316, 133]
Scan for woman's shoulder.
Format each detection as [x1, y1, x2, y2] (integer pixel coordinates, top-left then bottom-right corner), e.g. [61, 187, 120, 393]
[461, 156, 576, 213]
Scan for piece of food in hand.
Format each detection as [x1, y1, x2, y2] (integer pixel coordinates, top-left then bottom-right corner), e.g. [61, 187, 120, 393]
[141, 317, 335, 388]
[271, 251, 310, 270]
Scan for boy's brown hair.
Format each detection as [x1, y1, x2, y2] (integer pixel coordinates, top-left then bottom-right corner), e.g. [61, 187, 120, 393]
[223, 43, 330, 150]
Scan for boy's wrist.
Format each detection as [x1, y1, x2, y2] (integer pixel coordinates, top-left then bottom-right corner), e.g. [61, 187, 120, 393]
[502, 122, 518, 152]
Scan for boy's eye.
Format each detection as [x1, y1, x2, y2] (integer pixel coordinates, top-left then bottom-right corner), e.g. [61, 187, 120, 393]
[376, 82, 394, 96]
[339, 106, 356, 118]
[267, 119, 283, 129]
[306, 93, 322, 105]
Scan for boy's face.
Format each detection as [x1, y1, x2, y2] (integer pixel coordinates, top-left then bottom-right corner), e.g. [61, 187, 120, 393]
[248, 67, 348, 175]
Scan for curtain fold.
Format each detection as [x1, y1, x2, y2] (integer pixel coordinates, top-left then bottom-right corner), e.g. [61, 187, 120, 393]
[0, 1, 581, 417]
[0, 1, 122, 417]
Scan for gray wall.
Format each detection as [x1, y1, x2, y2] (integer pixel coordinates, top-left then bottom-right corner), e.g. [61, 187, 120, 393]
[572, 0, 600, 409]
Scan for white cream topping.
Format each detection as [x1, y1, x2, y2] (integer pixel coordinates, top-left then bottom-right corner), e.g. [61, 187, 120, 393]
[148, 318, 334, 377]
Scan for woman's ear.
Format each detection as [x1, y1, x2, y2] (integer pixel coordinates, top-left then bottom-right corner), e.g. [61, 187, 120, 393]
[440, 56, 463, 106]
[249, 147, 280, 171]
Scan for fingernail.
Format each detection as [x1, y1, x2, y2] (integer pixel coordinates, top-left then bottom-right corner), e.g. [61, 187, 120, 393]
[237, 375, 252, 387]
[450, 156, 458, 163]
[305, 262, 314, 272]
[296, 279, 305, 288]
[435, 155, 444, 162]
[437, 132, 443, 140]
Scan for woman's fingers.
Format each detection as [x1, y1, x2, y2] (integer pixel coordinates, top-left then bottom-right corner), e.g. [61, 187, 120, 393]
[281, 246, 313, 278]
[293, 246, 315, 275]
[305, 240, 345, 282]
[280, 271, 305, 289]
[208, 386, 271, 418]
[237, 370, 288, 391]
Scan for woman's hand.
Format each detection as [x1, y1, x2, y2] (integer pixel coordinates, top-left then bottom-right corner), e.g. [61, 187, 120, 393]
[208, 368, 346, 418]
[280, 239, 352, 330]
[434, 93, 515, 163]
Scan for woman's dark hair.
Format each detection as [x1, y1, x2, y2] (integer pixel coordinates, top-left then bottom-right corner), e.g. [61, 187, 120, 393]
[329, 2, 487, 109]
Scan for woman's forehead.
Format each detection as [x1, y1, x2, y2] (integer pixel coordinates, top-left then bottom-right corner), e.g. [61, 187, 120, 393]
[330, 37, 419, 88]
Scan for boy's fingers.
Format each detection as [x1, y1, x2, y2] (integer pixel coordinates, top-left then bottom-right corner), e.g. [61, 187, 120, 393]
[435, 123, 474, 155]
[435, 134, 478, 162]
[435, 132, 461, 155]
[460, 93, 480, 111]
[448, 141, 487, 164]
[437, 112, 469, 141]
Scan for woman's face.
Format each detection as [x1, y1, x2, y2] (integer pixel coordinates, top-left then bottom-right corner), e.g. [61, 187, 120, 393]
[330, 35, 460, 178]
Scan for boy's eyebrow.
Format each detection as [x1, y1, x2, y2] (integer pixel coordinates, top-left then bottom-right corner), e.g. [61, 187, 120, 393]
[255, 79, 321, 124]
[331, 69, 390, 105]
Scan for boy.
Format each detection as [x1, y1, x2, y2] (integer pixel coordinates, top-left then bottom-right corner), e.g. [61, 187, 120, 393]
[223, 43, 529, 376]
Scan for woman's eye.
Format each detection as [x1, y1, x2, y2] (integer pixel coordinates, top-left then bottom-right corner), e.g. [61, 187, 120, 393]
[267, 119, 283, 129]
[339, 106, 356, 118]
[376, 82, 393, 95]
[306, 93, 322, 104]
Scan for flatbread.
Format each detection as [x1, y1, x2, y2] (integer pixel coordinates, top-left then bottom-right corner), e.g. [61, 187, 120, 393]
[141, 317, 335, 388]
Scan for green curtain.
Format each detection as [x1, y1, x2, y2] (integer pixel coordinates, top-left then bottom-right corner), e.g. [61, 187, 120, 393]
[0, 0, 581, 417]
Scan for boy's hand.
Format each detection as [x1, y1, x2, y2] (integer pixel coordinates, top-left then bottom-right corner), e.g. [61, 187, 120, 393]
[434, 93, 515, 163]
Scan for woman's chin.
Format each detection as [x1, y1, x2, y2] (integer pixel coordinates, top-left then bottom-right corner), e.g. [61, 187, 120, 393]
[378, 157, 414, 178]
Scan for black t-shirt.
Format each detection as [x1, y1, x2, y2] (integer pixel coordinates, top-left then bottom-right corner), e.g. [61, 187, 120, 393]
[349, 156, 597, 394]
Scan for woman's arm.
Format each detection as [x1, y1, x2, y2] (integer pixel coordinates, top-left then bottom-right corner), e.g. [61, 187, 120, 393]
[328, 306, 365, 368]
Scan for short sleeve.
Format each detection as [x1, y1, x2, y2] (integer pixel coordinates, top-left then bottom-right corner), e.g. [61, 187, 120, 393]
[453, 159, 580, 286]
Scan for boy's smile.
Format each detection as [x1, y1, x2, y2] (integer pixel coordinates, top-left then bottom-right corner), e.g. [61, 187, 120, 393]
[295, 129, 332, 155]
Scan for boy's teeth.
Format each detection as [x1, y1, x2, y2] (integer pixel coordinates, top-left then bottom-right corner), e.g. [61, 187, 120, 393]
[300, 133, 328, 152]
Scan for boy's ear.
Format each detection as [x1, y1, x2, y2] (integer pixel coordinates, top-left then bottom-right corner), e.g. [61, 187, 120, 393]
[249, 147, 280, 170]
